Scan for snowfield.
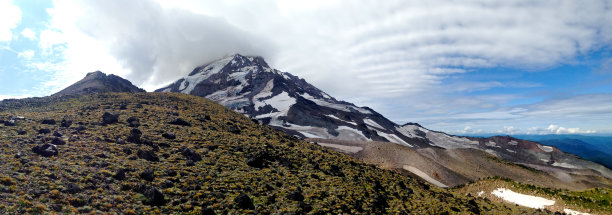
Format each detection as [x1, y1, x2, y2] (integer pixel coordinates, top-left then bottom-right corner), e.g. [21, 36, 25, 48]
[491, 188, 555, 209]
[181, 55, 233, 94]
[364, 118, 385, 130]
[378, 132, 413, 147]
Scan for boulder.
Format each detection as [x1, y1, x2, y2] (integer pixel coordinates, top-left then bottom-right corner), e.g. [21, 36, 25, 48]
[127, 128, 142, 143]
[38, 128, 51, 134]
[60, 119, 72, 128]
[234, 193, 254, 210]
[162, 132, 176, 140]
[181, 147, 202, 162]
[51, 137, 66, 145]
[141, 186, 165, 206]
[102, 112, 119, 125]
[126, 116, 140, 127]
[137, 149, 159, 162]
[168, 118, 191, 126]
[139, 170, 155, 182]
[32, 143, 58, 157]
[41, 119, 56, 125]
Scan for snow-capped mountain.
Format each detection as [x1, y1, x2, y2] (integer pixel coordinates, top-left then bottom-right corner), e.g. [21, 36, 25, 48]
[156, 54, 430, 147]
[157, 54, 612, 183]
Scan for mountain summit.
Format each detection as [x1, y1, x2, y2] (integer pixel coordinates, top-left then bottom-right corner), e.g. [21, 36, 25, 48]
[156, 54, 425, 145]
[53, 71, 145, 96]
[158, 54, 612, 190]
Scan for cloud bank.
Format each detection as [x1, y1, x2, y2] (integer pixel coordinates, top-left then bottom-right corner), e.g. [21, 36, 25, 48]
[12, 0, 612, 134]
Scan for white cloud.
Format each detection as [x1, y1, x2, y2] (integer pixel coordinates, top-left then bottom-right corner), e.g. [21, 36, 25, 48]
[0, 0, 21, 42]
[11, 0, 612, 135]
[34, 0, 272, 93]
[21, 28, 36, 40]
[543, 124, 596, 134]
[425, 94, 612, 134]
[17, 50, 34, 59]
[36, 0, 612, 96]
[0, 94, 32, 101]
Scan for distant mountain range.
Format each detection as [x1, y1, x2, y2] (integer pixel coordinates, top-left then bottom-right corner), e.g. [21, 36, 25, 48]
[512, 134, 612, 169]
[155, 54, 612, 189]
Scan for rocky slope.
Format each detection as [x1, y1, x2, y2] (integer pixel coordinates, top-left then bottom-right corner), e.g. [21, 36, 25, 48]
[53, 71, 145, 97]
[157, 54, 612, 189]
[0, 92, 541, 214]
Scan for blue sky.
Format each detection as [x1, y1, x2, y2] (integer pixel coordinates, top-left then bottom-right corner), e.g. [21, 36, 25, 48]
[1, 0, 612, 135]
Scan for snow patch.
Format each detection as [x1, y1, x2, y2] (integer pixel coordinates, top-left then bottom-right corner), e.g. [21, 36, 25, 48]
[379, 132, 413, 147]
[506, 149, 516, 153]
[181, 56, 233, 94]
[336, 126, 371, 141]
[300, 93, 371, 114]
[424, 132, 480, 149]
[552, 162, 580, 169]
[508, 140, 519, 145]
[491, 188, 555, 209]
[395, 125, 427, 139]
[253, 79, 274, 103]
[537, 144, 554, 152]
[563, 209, 590, 215]
[326, 115, 357, 125]
[253, 92, 295, 117]
[364, 118, 385, 130]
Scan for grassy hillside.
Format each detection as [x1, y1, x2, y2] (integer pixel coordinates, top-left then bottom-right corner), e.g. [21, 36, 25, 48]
[0, 92, 542, 214]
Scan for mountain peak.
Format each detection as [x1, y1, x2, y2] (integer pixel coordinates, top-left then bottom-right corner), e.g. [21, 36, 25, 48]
[86, 70, 105, 77]
[53, 71, 145, 97]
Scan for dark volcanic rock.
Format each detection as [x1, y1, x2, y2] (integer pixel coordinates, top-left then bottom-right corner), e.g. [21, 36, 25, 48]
[126, 116, 140, 127]
[64, 183, 81, 194]
[127, 128, 142, 143]
[139, 170, 155, 182]
[41, 119, 56, 125]
[234, 193, 254, 210]
[102, 112, 119, 125]
[51, 137, 66, 145]
[246, 152, 269, 168]
[168, 118, 191, 126]
[113, 169, 127, 180]
[286, 190, 305, 201]
[137, 149, 159, 162]
[32, 143, 58, 157]
[17, 129, 26, 135]
[60, 119, 72, 128]
[162, 132, 176, 140]
[53, 131, 63, 137]
[38, 128, 51, 134]
[181, 147, 202, 162]
[141, 186, 165, 206]
[3, 119, 16, 126]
